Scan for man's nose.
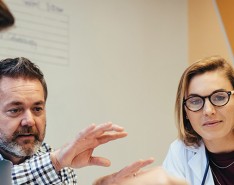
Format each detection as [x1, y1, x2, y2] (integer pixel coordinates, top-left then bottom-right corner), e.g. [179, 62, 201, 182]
[20, 110, 36, 127]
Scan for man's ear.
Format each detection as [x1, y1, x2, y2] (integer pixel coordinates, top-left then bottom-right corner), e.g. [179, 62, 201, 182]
[0, 0, 14, 29]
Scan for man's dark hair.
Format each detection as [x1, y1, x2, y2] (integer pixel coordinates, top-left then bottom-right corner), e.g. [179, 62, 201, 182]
[0, 57, 48, 100]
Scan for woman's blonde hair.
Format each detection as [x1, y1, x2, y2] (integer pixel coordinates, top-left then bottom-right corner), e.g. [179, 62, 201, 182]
[175, 56, 234, 146]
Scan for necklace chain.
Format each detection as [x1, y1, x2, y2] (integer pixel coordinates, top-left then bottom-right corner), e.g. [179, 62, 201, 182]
[210, 158, 234, 185]
[210, 168, 222, 185]
[210, 159, 234, 169]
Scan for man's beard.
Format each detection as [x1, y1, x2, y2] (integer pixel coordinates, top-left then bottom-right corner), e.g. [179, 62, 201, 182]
[0, 126, 45, 158]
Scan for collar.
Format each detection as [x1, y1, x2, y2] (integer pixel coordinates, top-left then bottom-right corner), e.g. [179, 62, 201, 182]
[184, 141, 213, 183]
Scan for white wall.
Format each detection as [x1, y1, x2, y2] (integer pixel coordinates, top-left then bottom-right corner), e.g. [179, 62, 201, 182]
[40, 1, 188, 184]
[2, 0, 188, 184]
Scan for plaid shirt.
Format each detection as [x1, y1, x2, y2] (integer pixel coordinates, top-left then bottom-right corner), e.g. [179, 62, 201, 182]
[0, 143, 78, 185]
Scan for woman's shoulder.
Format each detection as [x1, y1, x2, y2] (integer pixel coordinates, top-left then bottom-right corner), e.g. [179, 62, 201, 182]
[169, 139, 186, 150]
[163, 139, 204, 169]
[169, 139, 203, 154]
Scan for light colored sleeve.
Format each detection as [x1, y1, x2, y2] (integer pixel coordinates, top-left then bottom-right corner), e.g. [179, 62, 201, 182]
[162, 139, 187, 179]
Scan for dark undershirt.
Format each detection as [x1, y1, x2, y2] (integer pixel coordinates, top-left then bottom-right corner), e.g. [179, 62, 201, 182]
[207, 149, 234, 185]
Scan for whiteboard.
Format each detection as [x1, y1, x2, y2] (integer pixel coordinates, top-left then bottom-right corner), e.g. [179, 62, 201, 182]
[0, 0, 69, 65]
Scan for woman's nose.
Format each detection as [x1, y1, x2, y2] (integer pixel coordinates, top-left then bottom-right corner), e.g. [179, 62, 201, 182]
[202, 98, 216, 116]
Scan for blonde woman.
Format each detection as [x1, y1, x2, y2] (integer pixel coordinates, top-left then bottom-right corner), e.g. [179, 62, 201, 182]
[163, 56, 234, 184]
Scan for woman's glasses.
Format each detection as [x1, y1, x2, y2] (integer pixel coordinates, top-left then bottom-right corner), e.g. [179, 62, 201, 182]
[183, 90, 234, 112]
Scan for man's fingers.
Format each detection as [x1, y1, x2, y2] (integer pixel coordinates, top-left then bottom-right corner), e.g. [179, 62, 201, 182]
[92, 122, 125, 137]
[72, 123, 127, 156]
[97, 132, 128, 144]
[90, 122, 126, 138]
[125, 158, 154, 172]
[137, 158, 155, 169]
[89, 156, 111, 167]
[75, 124, 96, 140]
[115, 158, 155, 179]
[111, 124, 125, 132]
[75, 122, 121, 140]
[84, 122, 113, 138]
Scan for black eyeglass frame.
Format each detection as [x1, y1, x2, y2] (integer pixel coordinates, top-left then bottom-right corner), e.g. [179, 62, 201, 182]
[183, 90, 234, 112]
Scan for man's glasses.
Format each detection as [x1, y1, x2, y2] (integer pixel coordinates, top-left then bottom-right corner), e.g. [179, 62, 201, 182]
[183, 90, 234, 112]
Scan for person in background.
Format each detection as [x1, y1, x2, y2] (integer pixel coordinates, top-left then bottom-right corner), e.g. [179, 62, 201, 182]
[0, 57, 128, 184]
[0, 0, 14, 28]
[162, 55, 234, 184]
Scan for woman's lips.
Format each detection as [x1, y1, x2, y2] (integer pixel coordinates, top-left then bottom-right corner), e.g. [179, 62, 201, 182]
[203, 120, 222, 126]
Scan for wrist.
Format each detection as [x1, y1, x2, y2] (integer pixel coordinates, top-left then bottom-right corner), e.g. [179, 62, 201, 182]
[93, 174, 116, 185]
[50, 152, 62, 172]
